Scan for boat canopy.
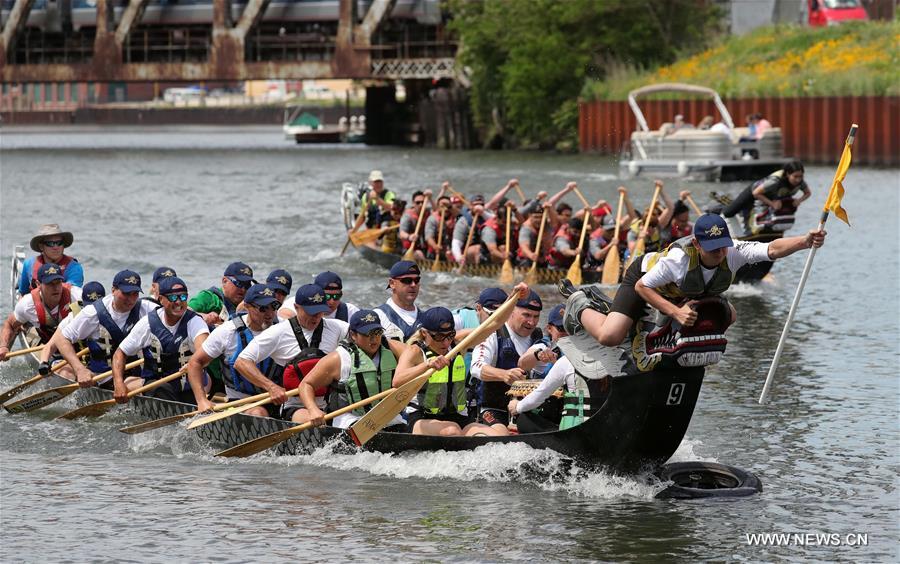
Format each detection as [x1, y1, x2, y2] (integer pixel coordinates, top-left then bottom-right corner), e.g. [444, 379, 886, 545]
[627, 83, 735, 133]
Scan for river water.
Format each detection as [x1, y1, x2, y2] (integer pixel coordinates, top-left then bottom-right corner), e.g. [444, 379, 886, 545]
[0, 126, 897, 562]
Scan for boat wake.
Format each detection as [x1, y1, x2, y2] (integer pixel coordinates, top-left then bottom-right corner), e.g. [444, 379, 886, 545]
[725, 282, 767, 298]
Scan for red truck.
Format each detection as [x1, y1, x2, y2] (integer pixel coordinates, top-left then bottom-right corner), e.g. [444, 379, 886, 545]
[808, 0, 869, 26]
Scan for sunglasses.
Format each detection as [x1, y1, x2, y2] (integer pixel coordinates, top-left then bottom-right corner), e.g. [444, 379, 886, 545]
[227, 277, 252, 290]
[163, 293, 189, 303]
[413, 200, 425, 205]
[324, 292, 343, 301]
[251, 302, 281, 313]
[358, 328, 385, 339]
[42, 240, 65, 247]
[394, 276, 421, 286]
[427, 330, 456, 342]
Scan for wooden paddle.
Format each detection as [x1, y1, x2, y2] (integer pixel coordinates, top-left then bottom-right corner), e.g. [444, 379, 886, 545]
[685, 194, 703, 216]
[186, 387, 310, 429]
[3, 343, 45, 359]
[56, 368, 187, 420]
[118, 390, 272, 434]
[431, 208, 447, 272]
[514, 184, 527, 204]
[349, 224, 399, 247]
[456, 211, 480, 274]
[402, 203, 428, 260]
[0, 348, 89, 405]
[215, 388, 400, 458]
[524, 208, 548, 286]
[601, 192, 626, 285]
[625, 180, 663, 269]
[447, 186, 470, 208]
[3, 359, 144, 414]
[566, 207, 592, 286]
[499, 206, 514, 284]
[348, 289, 520, 447]
[572, 186, 592, 210]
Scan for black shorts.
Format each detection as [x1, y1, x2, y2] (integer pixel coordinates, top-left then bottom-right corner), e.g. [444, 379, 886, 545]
[407, 409, 473, 432]
[610, 259, 650, 321]
[478, 407, 509, 427]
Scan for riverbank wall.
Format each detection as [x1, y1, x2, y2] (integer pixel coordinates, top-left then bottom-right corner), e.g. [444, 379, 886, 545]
[579, 96, 899, 166]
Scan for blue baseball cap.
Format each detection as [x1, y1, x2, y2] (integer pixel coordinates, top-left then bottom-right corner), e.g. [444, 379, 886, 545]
[37, 263, 65, 284]
[223, 262, 254, 282]
[266, 269, 293, 295]
[421, 307, 454, 332]
[112, 269, 143, 293]
[388, 260, 420, 279]
[152, 266, 177, 283]
[547, 304, 565, 328]
[516, 290, 543, 311]
[158, 276, 187, 295]
[244, 283, 280, 307]
[694, 214, 734, 252]
[294, 284, 331, 315]
[349, 309, 383, 334]
[82, 281, 106, 305]
[476, 287, 508, 310]
[314, 271, 342, 290]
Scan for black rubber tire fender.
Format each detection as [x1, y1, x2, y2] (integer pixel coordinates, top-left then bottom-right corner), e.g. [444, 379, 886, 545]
[655, 461, 762, 499]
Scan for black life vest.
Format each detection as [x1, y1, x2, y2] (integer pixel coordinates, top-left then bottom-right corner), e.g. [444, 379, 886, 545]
[479, 324, 541, 410]
[375, 303, 425, 341]
[87, 298, 143, 373]
[141, 310, 198, 380]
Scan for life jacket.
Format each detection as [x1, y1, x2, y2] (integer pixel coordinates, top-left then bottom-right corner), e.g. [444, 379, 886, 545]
[643, 236, 734, 300]
[30, 284, 73, 343]
[375, 303, 424, 341]
[87, 297, 143, 373]
[629, 218, 662, 254]
[381, 220, 401, 254]
[332, 302, 349, 322]
[328, 338, 397, 417]
[413, 342, 467, 415]
[479, 324, 541, 410]
[361, 189, 396, 228]
[29, 254, 75, 291]
[516, 223, 540, 261]
[755, 169, 807, 201]
[665, 221, 693, 242]
[559, 373, 609, 431]
[208, 286, 238, 320]
[227, 313, 279, 395]
[142, 310, 199, 380]
[281, 317, 328, 397]
[547, 225, 575, 269]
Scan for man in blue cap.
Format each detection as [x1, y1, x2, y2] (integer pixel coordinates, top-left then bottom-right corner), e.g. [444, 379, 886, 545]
[1, 263, 83, 361]
[375, 260, 426, 341]
[188, 262, 255, 328]
[114, 276, 209, 402]
[146, 266, 177, 306]
[188, 283, 283, 415]
[518, 303, 567, 378]
[297, 309, 408, 430]
[57, 270, 157, 388]
[573, 213, 827, 347]
[266, 269, 293, 304]
[236, 283, 349, 422]
[470, 289, 544, 430]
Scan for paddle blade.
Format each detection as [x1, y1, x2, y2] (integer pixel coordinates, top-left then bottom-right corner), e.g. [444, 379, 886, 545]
[524, 265, 538, 286]
[3, 383, 78, 414]
[402, 247, 415, 260]
[119, 411, 197, 434]
[216, 424, 310, 458]
[567, 256, 583, 286]
[431, 256, 441, 272]
[499, 259, 514, 285]
[185, 401, 261, 430]
[0, 374, 45, 404]
[56, 399, 116, 420]
[601, 249, 621, 285]
[349, 371, 429, 447]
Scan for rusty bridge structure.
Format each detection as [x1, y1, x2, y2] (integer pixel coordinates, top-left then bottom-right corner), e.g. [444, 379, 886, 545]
[0, 0, 458, 82]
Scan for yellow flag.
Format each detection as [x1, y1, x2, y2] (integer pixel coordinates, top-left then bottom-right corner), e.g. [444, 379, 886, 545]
[824, 130, 853, 226]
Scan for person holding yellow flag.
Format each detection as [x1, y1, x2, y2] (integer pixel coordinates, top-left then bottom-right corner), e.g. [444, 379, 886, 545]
[566, 214, 827, 347]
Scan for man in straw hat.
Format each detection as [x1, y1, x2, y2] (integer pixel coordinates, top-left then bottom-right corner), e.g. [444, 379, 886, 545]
[18, 224, 83, 295]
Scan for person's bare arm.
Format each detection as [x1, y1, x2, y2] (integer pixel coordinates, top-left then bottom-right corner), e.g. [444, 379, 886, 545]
[767, 229, 825, 259]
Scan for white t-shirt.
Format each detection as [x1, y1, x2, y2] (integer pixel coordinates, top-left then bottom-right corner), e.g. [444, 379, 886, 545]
[375, 298, 418, 340]
[237, 318, 349, 366]
[517, 356, 575, 413]
[470, 322, 537, 380]
[14, 286, 83, 326]
[62, 295, 157, 342]
[640, 241, 771, 290]
[118, 309, 210, 357]
[202, 316, 266, 399]
[331, 346, 405, 430]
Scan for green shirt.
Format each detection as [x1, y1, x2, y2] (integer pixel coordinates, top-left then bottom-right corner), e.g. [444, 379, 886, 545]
[188, 288, 226, 382]
[361, 189, 396, 211]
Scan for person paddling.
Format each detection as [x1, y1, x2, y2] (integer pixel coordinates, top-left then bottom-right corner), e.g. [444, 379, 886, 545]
[568, 214, 827, 347]
[113, 276, 209, 403]
[266, 269, 293, 306]
[188, 284, 282, 415]
[18, 224, 84, 295]
[375, 260, 427, 341]
[299, 310, 408, 431]
[145, 267, 177, 306]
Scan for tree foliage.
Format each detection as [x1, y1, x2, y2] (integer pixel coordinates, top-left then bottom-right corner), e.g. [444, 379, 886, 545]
[449, 0, 721, 148]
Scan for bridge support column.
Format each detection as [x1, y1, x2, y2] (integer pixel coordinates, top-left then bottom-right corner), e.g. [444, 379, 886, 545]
[1, 0, 37, 64]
